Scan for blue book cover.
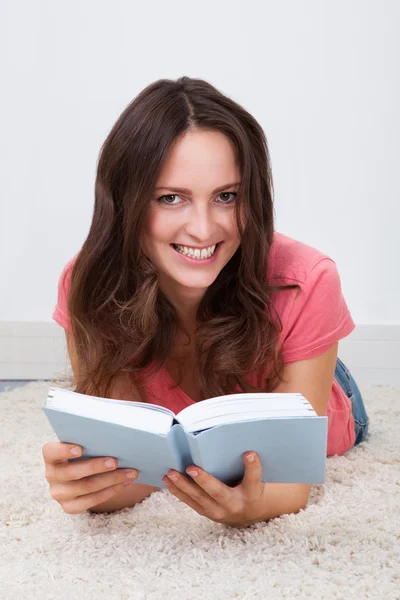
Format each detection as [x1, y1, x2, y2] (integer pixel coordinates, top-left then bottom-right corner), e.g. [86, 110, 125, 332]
[42, 388, 328, 489]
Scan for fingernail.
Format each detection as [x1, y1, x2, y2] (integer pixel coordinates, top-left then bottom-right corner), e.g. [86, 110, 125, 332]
[70, 446, 81, 456]
[186, 470, 198, 477]
[246, 453, 255, 462]
[105, 458, 115, 468]
[125, 471, 137, 479]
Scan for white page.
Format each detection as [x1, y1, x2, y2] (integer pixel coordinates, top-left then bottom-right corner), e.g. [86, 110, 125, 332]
[46, 388, 172, 434]
[183, 399, 310, 413]
[45, 388, 312, 436]
[178, 402, 313, 425]
[182, 408, 316, 433]
[176, 392, 310, 427]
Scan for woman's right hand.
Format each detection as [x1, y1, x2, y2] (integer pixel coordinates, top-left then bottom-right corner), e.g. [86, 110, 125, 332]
[42, 442, 138, 514]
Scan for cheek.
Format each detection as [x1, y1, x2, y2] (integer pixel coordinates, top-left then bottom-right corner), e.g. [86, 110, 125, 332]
[143, 209, 175, 243]
[151, 215, 177, 243]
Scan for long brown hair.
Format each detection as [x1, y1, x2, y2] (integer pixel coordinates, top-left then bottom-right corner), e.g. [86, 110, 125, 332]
[54, 76, 301, 401]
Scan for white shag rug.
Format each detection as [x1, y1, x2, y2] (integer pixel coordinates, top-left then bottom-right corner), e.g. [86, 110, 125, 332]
[0, 381, 399, 600]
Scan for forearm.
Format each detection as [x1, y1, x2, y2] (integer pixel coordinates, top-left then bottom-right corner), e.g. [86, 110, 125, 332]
[88, 491, 137, 514]
[249, 482, 312, 525]
[88, 483, 159, 514]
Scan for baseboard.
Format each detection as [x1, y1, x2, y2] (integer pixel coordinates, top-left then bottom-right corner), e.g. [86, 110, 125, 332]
[0, 322, 399, 385]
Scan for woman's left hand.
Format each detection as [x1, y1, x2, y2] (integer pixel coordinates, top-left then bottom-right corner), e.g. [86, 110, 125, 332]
[162, 451, 266, 527]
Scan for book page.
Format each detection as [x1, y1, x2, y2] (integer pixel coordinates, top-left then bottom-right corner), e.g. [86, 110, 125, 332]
[46, 388, 174, 434]
[176, 393, 316, 432]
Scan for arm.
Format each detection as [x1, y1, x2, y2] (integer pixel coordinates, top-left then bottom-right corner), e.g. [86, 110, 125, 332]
[88, 482, 160, 513]
[162, 342, 339, 528]
[64, 330, 161, 513]
[254, 482, 311, 523]
[252, 342, 339, 523]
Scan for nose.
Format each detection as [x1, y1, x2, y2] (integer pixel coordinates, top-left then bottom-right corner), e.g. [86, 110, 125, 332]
[183, 203, 216, 242]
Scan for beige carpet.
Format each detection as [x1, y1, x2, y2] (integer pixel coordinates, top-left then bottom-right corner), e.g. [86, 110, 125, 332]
[0, 380, 399, 600]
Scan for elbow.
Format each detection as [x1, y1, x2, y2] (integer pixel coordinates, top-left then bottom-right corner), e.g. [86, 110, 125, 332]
[257, 482, 312, 524]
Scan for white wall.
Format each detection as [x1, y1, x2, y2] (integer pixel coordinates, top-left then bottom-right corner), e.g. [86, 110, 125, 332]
[1, 0, 399, 381]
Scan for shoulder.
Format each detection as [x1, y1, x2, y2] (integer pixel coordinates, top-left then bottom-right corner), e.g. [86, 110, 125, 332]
[266, 233, 355, 362]
[268, 231, 335, 284]
[267, 232, 350, 335]
[53, 252, 80, 330]
[59, 252, 80, 282]
[55, 252, 80, 303]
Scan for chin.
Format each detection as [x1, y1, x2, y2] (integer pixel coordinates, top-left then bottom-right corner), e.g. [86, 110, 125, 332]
[170, 273, 218, 289]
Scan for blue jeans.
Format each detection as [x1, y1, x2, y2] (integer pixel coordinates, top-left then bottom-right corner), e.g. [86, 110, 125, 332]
[334, 356, 369, 446]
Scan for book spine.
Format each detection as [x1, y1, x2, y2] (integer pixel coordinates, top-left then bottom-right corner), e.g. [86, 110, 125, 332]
[184, 431, 203, 470]
[167, 423, 194, 478]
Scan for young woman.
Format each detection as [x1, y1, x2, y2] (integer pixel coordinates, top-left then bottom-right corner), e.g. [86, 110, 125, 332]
[42, 76, 369, 527]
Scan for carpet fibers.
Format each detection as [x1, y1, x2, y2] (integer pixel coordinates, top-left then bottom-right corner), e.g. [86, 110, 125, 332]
[0, 381, 399, 599]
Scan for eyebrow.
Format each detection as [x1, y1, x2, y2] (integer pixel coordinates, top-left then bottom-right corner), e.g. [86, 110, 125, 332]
[155, 182, 241, 194]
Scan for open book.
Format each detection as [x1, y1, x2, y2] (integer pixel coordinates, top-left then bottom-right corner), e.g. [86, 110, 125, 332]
[42, 387, 328, 488]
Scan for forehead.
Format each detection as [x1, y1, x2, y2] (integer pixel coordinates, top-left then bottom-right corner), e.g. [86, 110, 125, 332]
[157, 130, 240, 185]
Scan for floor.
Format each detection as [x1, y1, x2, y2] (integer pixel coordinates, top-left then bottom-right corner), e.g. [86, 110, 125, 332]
[1, 380, 398, 597]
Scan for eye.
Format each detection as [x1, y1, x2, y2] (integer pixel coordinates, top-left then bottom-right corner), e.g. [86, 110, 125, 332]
[156, 194, 180, 205]
[156, 192, 237, 206]
[218, 192, 237, 204]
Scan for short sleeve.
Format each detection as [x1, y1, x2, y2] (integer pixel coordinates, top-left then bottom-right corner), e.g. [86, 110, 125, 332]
[52, 256, 77, 331]
[280, 258, 356, 363]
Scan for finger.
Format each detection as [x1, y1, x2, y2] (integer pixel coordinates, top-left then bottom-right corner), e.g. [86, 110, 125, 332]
[60, 481, 136, 515]
[42, 442, 83, 465]
[163, 477, 208, 516]
[51, 469, 137, 503]
[166, 469, 229, 512]
[52, 456, 121, 483]
[241, 452, 264, 499]
[182, 467, 233, 506]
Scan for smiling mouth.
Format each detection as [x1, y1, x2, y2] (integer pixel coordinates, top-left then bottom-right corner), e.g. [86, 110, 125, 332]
[170, 241, 222, 258]
[171, 242, 222, 250]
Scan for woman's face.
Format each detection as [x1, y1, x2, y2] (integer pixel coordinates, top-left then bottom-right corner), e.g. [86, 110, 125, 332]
[142, 129, 243, 311]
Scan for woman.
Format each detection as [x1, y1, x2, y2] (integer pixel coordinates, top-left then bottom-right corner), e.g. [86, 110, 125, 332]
[43, 76, 369, 526]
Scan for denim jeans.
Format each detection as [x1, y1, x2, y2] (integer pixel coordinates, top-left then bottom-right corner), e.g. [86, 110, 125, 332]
[334, 356, 370, 446]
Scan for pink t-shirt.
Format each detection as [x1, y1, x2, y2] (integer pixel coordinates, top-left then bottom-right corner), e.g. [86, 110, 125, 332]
[53, 231, 356, 456]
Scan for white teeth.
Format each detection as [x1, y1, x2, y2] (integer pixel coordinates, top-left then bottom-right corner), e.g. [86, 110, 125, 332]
[174, 244, 217, 259]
